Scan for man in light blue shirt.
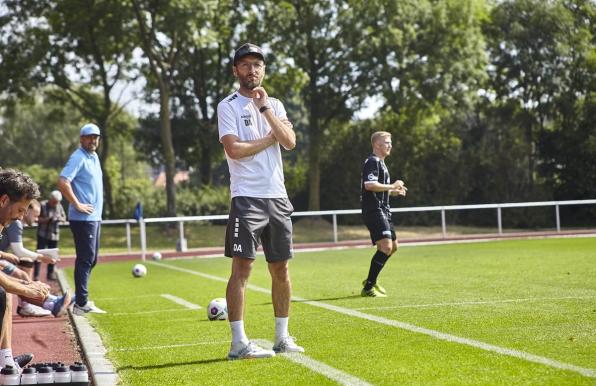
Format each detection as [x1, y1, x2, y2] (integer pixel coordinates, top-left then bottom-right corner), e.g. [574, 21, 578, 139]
[58, 123, 107, 315]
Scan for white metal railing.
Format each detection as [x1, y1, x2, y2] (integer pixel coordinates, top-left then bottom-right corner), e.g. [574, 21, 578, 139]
[52, 199, 596, 260]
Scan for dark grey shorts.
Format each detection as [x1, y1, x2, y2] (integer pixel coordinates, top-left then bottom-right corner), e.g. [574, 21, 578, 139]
[225, 196, 294, 262]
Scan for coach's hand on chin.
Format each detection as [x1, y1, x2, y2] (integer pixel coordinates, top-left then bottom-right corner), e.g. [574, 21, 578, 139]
[251, 86, 270, 108]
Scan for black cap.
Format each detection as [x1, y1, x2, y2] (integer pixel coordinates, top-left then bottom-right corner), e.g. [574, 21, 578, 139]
[233, 43, 265, 65]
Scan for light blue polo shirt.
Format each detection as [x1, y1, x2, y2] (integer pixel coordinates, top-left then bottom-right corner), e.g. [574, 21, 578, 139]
[60, 147, 103, 221]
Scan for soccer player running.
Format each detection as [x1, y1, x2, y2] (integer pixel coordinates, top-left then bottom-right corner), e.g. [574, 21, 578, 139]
[361, 131, 407, 297]
[217, 43, 303, 360]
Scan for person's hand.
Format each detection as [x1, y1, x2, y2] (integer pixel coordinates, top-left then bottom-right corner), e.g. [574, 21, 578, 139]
[25, 281, 50, 300]
[38, 253, 58, 264]
[0, 252, 20, 264]
[75, 202, 94, 214]
[390, 180, 407, 197]
[252, 87, 270, 109]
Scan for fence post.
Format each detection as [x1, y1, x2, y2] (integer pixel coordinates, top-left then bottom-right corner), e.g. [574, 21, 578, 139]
[126, 222, 132, 253]
[177, 221, 188, 251]
[497, 206, 503, 235]
[555, 204, 561, 232]
[332, 213, 338, 243]
[441, 209, 447, 238]
[140, 218, 147, 261]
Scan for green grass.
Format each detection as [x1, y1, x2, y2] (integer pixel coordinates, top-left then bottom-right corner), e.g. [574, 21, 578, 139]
[63, 237, 596, 385]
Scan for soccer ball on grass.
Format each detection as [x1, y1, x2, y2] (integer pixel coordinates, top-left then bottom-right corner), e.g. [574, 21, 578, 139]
[132, 263, 147, 278]
[207, 298, 228, 321]
[151, 251, 162, 261]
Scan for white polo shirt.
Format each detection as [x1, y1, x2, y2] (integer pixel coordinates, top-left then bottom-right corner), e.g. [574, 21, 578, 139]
[217, 92, 289, 198]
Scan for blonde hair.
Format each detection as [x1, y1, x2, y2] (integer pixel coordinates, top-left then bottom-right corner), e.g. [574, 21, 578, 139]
[371, 131, 392, 146]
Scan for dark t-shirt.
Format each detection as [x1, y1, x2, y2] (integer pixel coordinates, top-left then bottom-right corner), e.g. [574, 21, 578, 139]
[0, 220, 23, 251]
[361, 154, 391, 215]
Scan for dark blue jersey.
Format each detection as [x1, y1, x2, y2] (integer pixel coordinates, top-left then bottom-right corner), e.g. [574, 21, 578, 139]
[361, 154, 391, 214]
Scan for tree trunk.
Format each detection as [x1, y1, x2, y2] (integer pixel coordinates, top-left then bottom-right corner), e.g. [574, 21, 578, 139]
[160, 82, 177, 216]
[307, 104, 321, 211]
[199, 136, 212, 185]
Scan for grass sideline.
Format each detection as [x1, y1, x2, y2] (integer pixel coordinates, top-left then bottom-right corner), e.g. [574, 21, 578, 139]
[63, 237, 595, 385]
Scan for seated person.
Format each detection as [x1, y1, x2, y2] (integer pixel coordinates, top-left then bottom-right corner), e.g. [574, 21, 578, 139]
[0, 200, 59, 317]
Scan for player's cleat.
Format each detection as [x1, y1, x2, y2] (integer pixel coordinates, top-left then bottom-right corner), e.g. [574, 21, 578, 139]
[17, 303, 51, 317]
[362, 280, 386, 295]
[73, 300, 107, 315]
[51, 290, 72, 317]
[272, 336, 304, 353]
[361, 287, 387, 297]
[227, 341, 276, 360]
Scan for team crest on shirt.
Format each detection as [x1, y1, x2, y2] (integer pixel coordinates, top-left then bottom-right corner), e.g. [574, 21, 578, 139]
[368, 173, 377, 181]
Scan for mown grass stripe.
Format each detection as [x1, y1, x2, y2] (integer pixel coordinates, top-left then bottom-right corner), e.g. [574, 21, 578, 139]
[149, 261, 596, 378]
[254, 340, 373, 386]
[355, 295, 596, 310]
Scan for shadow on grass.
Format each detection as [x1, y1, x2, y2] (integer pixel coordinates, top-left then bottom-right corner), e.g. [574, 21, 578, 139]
[117, 357, 227, 371]
[256, 294, 361, 306]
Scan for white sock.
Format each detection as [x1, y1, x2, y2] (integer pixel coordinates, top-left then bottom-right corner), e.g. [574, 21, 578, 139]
[0, 348, 15, 368]
[275, 317, 289, 343]
[230, 320, 249, 346]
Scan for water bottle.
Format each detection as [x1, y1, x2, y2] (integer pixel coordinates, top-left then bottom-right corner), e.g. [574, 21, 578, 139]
[70, 362, 89, 383]
[36, 366, 54, 384]
[0, 365, 19, 386]
[54, 363, 71, 383]
[19, 367, 37, 385]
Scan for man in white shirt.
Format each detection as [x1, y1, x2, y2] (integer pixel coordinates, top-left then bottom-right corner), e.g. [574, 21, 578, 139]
[217, 43, 303, 360]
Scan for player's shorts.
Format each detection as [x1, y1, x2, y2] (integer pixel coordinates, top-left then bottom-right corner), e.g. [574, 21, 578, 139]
[225, 196, 294, 262]
[363, 210, 396, 245]
[0, 261, 16, 275]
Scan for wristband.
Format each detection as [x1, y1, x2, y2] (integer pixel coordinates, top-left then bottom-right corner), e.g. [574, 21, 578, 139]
[259, 105, 271, 113]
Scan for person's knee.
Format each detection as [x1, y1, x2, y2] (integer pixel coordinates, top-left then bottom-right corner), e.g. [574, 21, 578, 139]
[230, 257, 253, 282]
[377, 239, 393, 255]
[268, 261, 289, 282]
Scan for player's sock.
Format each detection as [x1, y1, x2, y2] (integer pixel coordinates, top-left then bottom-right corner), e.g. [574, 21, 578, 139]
[230, 320, 249, 346]
[0, 349, 15, 368]
[274, 317, 289, 343]
[364, 250, 390, 290]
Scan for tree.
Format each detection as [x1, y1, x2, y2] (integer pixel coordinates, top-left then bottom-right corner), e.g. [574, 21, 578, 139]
[263, 0, 373, 210]
[484, 0, 576, 192]
[1, 0, 138, 217]
[131, 0, 215, 216]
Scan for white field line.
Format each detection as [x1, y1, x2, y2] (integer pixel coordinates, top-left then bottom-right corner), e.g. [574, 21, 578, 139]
[355, 296, 596, 310]
[113, 340, 229, 352]
[161, 294, 202, 310]
[255, 339, 373, 386]
[109, 308, 196, 316]
[149, 261, 596, 378]
[95, 294, 163, 301]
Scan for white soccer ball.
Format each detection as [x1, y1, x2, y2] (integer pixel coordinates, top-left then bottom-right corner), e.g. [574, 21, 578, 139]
[132, 264, 147, 278]
[151, 251, 162, 261]
[207, 298, 228, 321]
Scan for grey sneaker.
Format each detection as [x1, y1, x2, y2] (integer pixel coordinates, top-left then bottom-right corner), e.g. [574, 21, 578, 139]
[73, 300, 107, 315]
[272, 336, 305, 353]
[227, 341, 276, 360]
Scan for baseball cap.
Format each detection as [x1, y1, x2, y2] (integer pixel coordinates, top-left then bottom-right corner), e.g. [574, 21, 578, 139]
[233, 43, 265, 65]
[80, 123, 101, 137]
